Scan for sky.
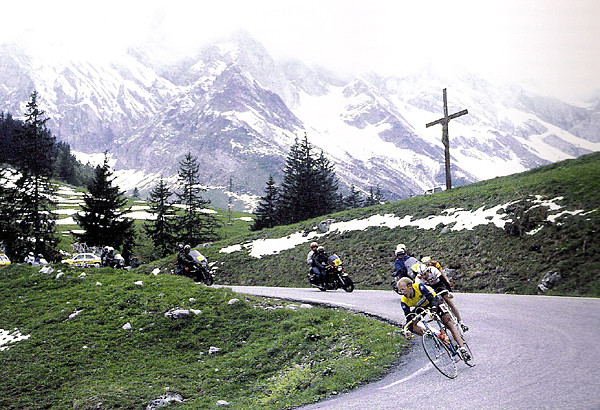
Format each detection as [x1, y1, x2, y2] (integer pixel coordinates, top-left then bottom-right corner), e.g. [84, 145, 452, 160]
[1, 0, 599, 102]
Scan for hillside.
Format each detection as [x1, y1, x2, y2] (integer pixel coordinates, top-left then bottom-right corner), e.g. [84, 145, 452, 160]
[0, 266, 405, 409]
[146, 152, 600, 297]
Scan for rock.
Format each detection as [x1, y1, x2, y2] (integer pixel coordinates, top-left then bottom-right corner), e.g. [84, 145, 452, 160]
[78, 272, 86, 278]
[538, 271, 562, 293]
[39, 266, 54, 274]
[96, 282, 102, 286]
[216, 400, 230, 406]
[134, 281, 143, 286]
[164, 308, 190, 319]
[299, 304, 313, 309]
[189, 298, 196, 303]
[68, 309, 83, 320]
[122, 323, 132, 330]
[55, 272, 65, 279]
[227, 298, 240, 305]
[146, 393, 183, 410]
[209, 346, 221, 354]
[151, 268, 160, 275]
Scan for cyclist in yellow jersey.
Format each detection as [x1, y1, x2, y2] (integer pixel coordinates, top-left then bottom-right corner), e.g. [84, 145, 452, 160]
[397, 277, 470, 359]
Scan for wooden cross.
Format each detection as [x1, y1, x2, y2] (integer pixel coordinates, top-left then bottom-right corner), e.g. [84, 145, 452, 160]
[425, 88, 468, 190]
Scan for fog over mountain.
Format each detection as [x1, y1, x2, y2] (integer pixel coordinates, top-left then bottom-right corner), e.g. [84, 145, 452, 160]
[1, 32, 599, 209]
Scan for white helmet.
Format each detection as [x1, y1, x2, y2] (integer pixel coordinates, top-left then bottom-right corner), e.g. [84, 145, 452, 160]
[395, 244, 406, 255]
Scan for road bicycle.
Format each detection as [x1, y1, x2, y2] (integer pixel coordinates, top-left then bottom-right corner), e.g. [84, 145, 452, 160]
[403, 307, 474, 379]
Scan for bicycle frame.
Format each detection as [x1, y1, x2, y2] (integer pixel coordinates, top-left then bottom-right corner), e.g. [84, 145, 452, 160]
[403, 308, 474, 378]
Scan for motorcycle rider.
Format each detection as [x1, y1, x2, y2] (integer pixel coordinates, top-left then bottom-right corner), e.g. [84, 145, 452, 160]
[311, 245, 330, 286]
[397, 277, 471, 361]
[306, 242, 319, 284]
[414, 259, 468, 332]
[392, 244, 414, 279]
[178, 245, 195, 271]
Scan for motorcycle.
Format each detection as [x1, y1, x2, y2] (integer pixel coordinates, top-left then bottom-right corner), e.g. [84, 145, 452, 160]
[308, 254, 354, 292]
[176, 250, 214, 286]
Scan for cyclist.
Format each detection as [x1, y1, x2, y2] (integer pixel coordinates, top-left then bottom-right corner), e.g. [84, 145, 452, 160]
[415, 259, 468, 332]
[397, 277, 470, 360]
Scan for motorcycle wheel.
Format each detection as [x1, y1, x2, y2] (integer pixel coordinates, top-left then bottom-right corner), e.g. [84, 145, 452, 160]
[204, 273, 214, 286]
[342, 276, 354, 292]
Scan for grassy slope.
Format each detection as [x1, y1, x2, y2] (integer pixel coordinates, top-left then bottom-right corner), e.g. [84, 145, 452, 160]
[0, 265, 405, 409]
[153, 152, 600, 297]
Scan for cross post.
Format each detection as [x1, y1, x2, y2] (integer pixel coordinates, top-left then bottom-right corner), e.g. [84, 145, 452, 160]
[425, 88, 468, 190]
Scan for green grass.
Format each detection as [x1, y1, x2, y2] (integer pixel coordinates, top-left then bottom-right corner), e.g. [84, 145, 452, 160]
[0, 265, 406, 409]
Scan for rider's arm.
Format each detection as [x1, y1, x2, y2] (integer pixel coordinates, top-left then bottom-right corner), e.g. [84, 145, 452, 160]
[419, 282, 440, 309]
[393, 258, 407, 277]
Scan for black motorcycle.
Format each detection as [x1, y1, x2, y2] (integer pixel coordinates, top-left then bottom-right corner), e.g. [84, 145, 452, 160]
[176, 250, 214, 286]
[308, 254, 354, 292]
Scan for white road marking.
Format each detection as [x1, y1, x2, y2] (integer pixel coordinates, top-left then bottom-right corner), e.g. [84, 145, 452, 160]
[379, 363, 433, 389]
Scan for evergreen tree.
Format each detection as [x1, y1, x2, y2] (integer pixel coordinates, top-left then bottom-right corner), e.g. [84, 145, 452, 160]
[74, 154, 135, 249]
[344, 185, 363, 209]
[12, 91, 59, 259]
[277, 135, 340, 225]
[251, 175, 279, 231]
[175, 152, 220, 245]
[0, 168, 21, 260]
[145, 178, 177, 257]
[313, 149, 341, 213]
[363, 185, 385, 207]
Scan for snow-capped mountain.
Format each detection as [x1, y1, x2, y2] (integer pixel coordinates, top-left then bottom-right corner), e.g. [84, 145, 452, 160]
[1, 32, 599, 206]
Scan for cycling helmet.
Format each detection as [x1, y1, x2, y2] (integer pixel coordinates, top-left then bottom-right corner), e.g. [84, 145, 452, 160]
[395, 244, 406, 255]
[310, 242, 318, 249]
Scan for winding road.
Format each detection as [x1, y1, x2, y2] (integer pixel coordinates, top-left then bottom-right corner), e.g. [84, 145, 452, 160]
[222, 286, 600, 409]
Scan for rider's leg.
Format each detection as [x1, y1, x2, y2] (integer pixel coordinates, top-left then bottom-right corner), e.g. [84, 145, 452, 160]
[410, 323, 424, 336]
[441, 314, 463, 348]
[443, 294, 462, 322]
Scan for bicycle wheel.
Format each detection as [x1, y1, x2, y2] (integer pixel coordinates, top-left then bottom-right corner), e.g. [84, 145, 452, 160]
[461, 341, 475, 367]
[422, 332, 457, 379]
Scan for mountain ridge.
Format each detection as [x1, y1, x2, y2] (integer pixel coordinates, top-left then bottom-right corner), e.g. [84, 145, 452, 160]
[1, 32, 599, 206]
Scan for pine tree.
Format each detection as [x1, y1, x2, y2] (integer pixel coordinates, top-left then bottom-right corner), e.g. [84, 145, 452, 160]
[277, 135, 340, 225]
[74, 154, 135, 249]
[363, 186, 380, 207]
[175, 152, 220, 246]
[344, 185, 363, 209]
[145, 178, 177, 257]
[251, 175, 279, 231]
[12, 91, 59, 260]
[0, 169, 21, 260]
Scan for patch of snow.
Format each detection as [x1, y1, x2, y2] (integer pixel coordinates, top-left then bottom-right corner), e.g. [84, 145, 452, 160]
[0, 328, 30, 351]
[221, 196, 592, 258]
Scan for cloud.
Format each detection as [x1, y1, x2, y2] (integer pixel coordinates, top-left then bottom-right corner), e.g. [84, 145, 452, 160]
[2, 0, 599, 101]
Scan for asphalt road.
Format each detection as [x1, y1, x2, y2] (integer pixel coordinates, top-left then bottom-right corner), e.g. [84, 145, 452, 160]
[222, 286, 600, 409]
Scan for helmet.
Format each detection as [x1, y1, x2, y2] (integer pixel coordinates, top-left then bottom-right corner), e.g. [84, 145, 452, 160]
[104, 246, 109, 251]
[421, 256, 431, 264]
[184, 245, 191, 253]
[310, 242, 318, 249]
[317, 246, 325, 253]
[395, 244, 406, 255]
[178, 244, 184, 250]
